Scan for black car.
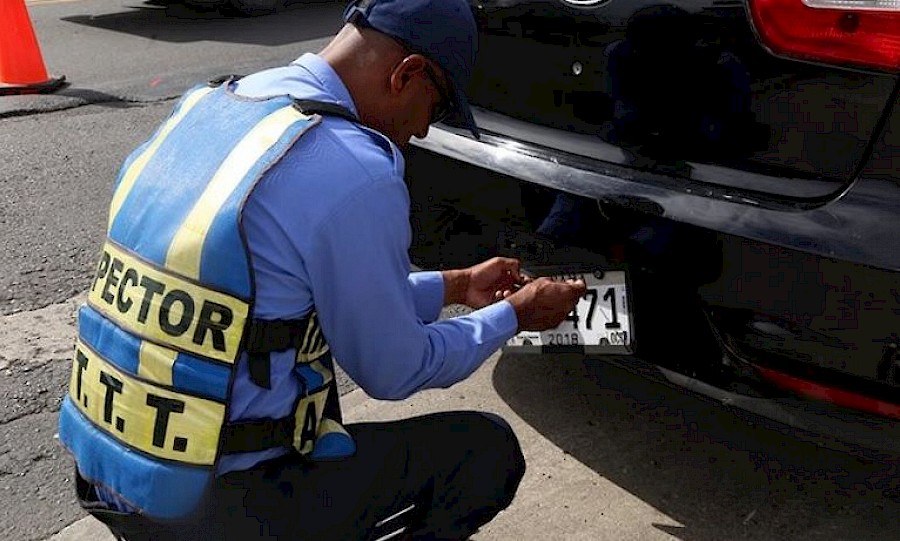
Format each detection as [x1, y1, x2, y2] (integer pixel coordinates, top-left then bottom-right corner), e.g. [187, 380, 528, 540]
[405, 0, 900, 455]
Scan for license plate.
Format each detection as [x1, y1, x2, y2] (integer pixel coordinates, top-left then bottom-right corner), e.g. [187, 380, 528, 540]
[504, 270, 634, 354]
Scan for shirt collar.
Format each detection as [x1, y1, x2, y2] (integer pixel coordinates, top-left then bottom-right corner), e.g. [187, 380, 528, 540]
[289, 53, 360, 120]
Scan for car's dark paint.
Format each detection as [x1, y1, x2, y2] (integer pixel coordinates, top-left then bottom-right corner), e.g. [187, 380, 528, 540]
[467, 0, 897, 196]
[405, 0, 900, 452]
[412, 101, 900, 269]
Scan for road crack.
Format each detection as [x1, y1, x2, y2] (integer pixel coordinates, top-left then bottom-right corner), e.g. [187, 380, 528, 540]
[0, 90, 176, 120]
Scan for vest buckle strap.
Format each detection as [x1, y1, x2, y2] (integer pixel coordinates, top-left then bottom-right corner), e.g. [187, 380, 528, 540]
[248, 352, 272, 390]
[244, 317, 319, 390]
[293, 99, 359, 123]
[244, 318, 311, 353]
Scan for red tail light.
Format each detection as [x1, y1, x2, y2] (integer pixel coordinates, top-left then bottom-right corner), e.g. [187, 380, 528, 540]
[749, 0, 900, 71]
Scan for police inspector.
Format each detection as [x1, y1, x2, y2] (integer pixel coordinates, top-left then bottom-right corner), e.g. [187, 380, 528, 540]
[58, 0, 585, 539]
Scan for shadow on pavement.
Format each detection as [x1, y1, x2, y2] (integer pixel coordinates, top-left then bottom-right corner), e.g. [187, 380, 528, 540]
[61, 0, 343, 46]
[492, 352, 900, 541]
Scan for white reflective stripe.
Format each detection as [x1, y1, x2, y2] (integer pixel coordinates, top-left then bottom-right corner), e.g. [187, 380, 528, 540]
[801, 0, 900, 10]
[374, 504, 416, 528]
[165, 105, 309, 279]
[107, 86, 215, 232]
[372, 527, 407, 541]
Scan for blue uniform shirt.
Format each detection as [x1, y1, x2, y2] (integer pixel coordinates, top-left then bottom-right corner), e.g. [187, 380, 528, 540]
[219, 54, 519, 473]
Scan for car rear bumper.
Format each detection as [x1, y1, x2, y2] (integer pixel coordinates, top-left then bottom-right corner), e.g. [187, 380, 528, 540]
[593, 352, 900, 459]
[412, 118, 900, 271]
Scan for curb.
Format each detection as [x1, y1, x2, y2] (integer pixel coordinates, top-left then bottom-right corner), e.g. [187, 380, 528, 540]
[44, 516, 115, 541]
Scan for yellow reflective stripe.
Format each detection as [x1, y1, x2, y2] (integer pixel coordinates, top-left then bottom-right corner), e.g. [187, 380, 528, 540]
[107, 86, 215, 232]
[71, 340, 225, 466]
[88, 240, 249, 364]
[302, 318, 316, 348]
[296, 347, 329, 363]
[138, 342, 178, 386]
[308, 359, 334, 387]
[292, 387, 329, 455]
[318, 417, 350, 438]
[296, 315, 329, 363]
[165, 106, 309, 279]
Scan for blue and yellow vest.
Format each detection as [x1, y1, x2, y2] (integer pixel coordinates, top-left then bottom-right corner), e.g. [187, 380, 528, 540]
[58, 79, 356, 520]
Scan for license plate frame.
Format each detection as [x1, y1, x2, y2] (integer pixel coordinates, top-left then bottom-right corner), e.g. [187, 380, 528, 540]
[504, 267, 635, 355]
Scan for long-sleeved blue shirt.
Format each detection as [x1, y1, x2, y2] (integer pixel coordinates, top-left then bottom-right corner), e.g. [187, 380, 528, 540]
[94, 54, 520, 510]
[216, 53, 519, 473]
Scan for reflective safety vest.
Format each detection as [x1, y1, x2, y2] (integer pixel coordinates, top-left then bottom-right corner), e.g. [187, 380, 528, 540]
[58, 78, 357, 520]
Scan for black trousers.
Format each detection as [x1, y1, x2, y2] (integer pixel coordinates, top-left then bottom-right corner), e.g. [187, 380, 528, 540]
[81, 411, 526, 541]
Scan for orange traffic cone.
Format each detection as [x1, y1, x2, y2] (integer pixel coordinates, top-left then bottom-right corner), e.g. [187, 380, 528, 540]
[0, 0, 66, 95]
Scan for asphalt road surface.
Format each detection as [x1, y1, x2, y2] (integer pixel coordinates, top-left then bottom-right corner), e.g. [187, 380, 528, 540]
[2, 1, 900, 540]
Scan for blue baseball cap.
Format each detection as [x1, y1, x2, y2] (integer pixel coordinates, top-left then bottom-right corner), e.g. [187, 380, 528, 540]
[343, 0, 480, 138]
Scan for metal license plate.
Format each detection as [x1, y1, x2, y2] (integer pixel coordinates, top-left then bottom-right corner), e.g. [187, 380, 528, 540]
[504, 270, 634, 354]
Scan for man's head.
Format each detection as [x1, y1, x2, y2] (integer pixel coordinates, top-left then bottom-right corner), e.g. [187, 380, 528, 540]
[320, 0, 479, 147]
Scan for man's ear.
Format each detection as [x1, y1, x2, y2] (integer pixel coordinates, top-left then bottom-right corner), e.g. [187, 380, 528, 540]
[389, 55, 427, 95]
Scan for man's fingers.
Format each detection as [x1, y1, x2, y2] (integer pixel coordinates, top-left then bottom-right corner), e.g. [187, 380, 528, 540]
[498, 256, 520, 268]
[493, 289, 514, 300]
[567, 279, 588, 298]
[500, 261, 520, 280]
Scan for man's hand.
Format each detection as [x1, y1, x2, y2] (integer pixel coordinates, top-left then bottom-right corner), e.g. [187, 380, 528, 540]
[443, 257, 528, 309]
[441, 258, 584, 331]
[503, 277, 587, 332]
